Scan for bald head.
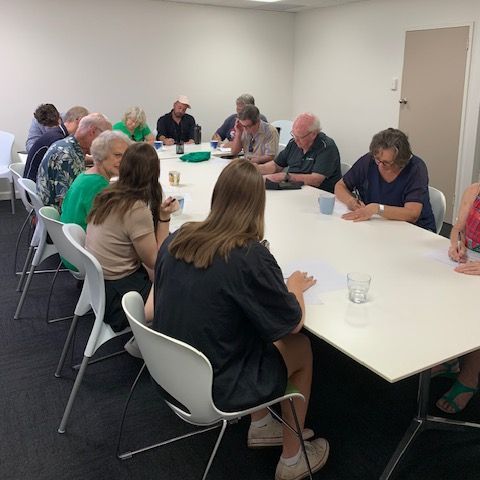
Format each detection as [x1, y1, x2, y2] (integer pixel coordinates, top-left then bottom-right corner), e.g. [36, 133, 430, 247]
[75, 113, 112, 154]
[292, 113, 321, 134]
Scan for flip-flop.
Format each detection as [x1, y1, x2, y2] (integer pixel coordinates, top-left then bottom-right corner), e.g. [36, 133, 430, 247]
[431, 359, 460, 379]
[436, 379, 478, 414]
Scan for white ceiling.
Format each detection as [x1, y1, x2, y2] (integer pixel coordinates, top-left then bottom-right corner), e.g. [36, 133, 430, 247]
[157, 0, 369, 13]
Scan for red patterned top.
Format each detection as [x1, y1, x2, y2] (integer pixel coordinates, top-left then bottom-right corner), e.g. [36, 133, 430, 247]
[466, 192, 480, 253]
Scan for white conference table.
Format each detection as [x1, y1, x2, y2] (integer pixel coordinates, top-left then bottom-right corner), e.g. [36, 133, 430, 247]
[157, 152, 480, 478]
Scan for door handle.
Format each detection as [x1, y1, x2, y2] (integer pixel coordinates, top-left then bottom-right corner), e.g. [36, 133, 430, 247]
[399, 98, 408, 104]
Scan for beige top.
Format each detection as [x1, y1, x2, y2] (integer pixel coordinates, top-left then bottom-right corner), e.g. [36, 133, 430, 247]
[240, 120, 279, 158]
[86, 200, 154, 280]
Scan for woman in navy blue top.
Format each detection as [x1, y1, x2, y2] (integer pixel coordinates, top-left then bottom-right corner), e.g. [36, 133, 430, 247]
[334, 128, 436, 232]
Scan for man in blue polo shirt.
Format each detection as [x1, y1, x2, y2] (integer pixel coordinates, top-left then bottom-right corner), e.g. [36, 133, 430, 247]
[256, 113, 341, 192]
[24, 106, 89, 181]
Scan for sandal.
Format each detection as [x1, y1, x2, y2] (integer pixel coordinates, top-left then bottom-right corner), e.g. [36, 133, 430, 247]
[431, 359, 460, 379]
[436, 379, 478, 414]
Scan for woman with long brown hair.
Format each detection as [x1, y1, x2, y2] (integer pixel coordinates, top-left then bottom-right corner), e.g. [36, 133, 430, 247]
[86, 142, 178, 338]
[150, 159, 329, 480]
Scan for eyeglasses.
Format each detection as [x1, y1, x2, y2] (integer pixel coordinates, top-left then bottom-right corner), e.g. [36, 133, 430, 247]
[290, 130, 312, 141]
[374, 157, 396, 167]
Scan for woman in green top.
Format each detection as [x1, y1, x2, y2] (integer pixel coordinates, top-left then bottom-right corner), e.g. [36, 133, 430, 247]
[60, 130, 132, 229]
[113, 106, 154, 144]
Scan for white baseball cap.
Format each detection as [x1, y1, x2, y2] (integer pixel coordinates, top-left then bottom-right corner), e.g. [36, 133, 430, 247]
[176, 95, 191, 108]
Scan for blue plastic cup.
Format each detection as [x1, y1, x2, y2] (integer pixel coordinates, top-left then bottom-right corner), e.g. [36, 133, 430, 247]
[210, 140, 219, 149]
[318, 193, 335, 215]
[154, 140, 163, 150]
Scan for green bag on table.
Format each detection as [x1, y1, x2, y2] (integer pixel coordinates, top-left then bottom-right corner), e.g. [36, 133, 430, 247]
[179, 151, 211, 162]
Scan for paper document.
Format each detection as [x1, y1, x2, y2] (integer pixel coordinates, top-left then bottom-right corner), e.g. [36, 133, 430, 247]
[425, 249, 457, 268]
[283, 260, 346, 305]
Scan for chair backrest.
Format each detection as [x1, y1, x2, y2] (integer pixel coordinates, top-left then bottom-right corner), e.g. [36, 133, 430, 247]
[39, 207, 85, 276]
[278, 143, 286, 154]
[9, 163, 32, 213]
[340, 162, 351, 176]
[122, 291, 221, 425]
[17, 178, 46, 246]
[271, 120, 293, 146]
[428, 186, 446, 234]
[62, 224, 105, 322]
[0, 131, 15, 168]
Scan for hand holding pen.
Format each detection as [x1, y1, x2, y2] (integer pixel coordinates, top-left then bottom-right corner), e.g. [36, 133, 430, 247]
[448, 230, 467, 263]
[350, 187, 365, 211]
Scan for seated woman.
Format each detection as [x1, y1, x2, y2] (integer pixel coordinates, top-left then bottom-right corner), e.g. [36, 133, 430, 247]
[61, 130, 132, 229]
[335, 128, 436, 231]
[113, 106, 154, 144]
[86, 143, 178, 343]
[148, 159, 329, 480]
[434, 181, 480, 413]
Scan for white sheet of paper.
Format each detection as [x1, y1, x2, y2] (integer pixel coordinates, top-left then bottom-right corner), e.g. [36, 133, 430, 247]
[425, 249, 457, 268]
[282, 259, 346, 304]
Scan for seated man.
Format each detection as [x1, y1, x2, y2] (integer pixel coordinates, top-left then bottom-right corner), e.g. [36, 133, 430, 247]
[61, 130, 131, 230]
[156, 95, 195, 145]
[24, 106, 89, 181]
[26, 103, 61, 152]
[257, 113, 341, 191]
[36, 113, 112, 210]
[230, 105, 278, 164]
[212, 93, 267, 144]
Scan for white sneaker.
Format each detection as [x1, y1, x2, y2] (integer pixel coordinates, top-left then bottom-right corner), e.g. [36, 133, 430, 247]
[248, 419, 314, 448]
[275, 438, 330, 480]
[124, 337, 143, 359]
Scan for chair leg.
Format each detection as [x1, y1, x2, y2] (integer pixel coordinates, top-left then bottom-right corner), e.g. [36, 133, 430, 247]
[58, 354, 90, 434]
[16, 245, 34, 291]
[45, 261, 62, 324]
[202, 419, 227, 480]
[13, 212, 32, 274]
[14, 264, 36, 319]
[116, 363, 147, 458]
[289, 399, 313, 480]
[10, 180, 15, 214]
[55, 314, 80, 377]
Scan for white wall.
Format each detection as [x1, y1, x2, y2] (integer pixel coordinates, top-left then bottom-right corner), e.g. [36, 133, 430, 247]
[293, 0, 480, 215]
[0, 0, 294, 195]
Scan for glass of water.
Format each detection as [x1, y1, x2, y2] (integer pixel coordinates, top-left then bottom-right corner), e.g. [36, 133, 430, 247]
[347, 272, 371, 304]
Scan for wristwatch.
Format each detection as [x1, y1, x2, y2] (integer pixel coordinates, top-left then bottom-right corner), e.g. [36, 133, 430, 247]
[378, 204, 385, 215]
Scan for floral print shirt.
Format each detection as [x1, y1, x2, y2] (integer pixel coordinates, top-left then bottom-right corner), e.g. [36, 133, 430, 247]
[36, 135, 85, 209]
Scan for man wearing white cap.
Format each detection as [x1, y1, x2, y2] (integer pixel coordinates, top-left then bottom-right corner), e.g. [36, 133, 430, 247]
[156, 95, 196, 145]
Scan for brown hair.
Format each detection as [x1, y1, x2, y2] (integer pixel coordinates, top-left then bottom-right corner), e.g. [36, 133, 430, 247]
[369, 128, 412, 168]
[169, 159, 265, 268]
[87, 143, 162, 226]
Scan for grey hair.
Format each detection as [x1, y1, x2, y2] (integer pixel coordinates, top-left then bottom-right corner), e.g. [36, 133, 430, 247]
[369, 128, 412, 168]
[63, 106, 89, 123]
[294, 112, 321, 133]
[76, 113, 112, 135]
[236, 94, 255, 106]
[122, 106, 147, 128]
[238, 105, 260, 123]
[90, 130, 132, 164]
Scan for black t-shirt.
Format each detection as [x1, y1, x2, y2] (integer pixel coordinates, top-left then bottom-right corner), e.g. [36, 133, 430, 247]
[153, 234, 301, 411]
[156, 110, 195, 143]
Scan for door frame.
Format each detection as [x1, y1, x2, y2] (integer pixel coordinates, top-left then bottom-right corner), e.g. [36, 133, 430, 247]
[399, 21, 474, 222]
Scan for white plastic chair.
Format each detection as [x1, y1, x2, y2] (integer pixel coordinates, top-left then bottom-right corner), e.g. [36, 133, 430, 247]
[9, 163, 34, 273]
[340, 162, 351, 176]
[117, 291, 312, 479]
[272, 120, 293, 147]
[14, 178, 58, 319]
[428, 186, 446, 234]
[0, 130, 16, 213]
[39, 207, 85, 323]
[57, 223, 131, 434]
[278, 143, 287, 154]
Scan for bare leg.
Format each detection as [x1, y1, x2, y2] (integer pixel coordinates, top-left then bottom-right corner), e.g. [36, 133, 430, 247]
[437, 350, 480, 413]
[274, 333, 312, 458]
